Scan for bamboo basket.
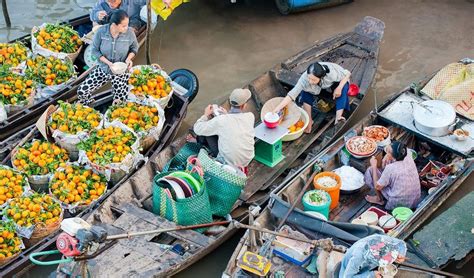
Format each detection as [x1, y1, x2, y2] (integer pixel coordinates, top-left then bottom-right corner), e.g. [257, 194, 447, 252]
[0, 251, 21, 267]
[23, 213, 63, 248]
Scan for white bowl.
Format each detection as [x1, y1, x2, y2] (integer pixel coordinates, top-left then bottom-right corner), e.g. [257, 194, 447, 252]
[111, 62, 128, 75]
[360, 211, 379, 226]
[304, 211, 328, 221]
[350, 217, 367, 225]
[378, 215, 397, 229]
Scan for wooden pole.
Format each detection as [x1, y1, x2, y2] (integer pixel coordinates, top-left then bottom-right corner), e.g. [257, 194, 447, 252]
[2, 0, 11, 28]
[145, 0, 152, 65]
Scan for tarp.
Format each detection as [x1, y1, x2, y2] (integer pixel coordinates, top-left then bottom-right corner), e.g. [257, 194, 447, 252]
[412, 191, 474, 267]
[421, 61, 474, 120]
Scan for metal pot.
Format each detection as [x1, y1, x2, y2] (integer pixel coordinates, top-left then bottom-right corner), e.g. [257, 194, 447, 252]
[413, 100, 457, 137]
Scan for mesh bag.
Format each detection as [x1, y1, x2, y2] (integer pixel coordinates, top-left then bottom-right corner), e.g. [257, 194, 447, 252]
[422, 62, 474, 120]
[197, 149, 247, 217]
[152, 171, 212, 232]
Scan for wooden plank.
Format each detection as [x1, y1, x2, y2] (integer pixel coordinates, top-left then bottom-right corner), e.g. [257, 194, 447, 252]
[276, 69, 301, 87]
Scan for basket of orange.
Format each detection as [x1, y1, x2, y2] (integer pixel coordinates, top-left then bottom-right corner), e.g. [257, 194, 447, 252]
[0, 42, 31, 73]
[128, 65, 173, 108]
[25, 55, 76, 95]
[0, 165, 30, 208]
[0, 64, 36, 115]
[3, 192, 62, 247]
[49, 163, 107, 213]
[0, 221, 23, 266]
[77, 124, 142, 184]
[282, 107, 309, 142]
[105, 100, 165, 151]
[12, 140, 69, 192]
[31, 23, 83, 62]
[48, 101, 103, 160]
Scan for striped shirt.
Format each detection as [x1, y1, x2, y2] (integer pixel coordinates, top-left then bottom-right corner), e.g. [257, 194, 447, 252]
[378, 155, 421, 210]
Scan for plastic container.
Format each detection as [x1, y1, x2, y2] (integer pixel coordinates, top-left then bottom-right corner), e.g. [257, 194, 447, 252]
[282, 107, 309, 142]
[302, 190, 331, 219]
[313, 172, 342, 210]
[392, 207, 413, 222]
[348, 83, 360, 97]
[263, 112, 280, 128]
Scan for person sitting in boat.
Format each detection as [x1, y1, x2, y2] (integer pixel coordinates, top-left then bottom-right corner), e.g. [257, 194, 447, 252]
[77, 10, 138, 106]
[190, 89, 255, 168]
[273, 62, 351, 133]
[90, 0, 147, 33]
[364, 141, 421, 210]
[90, 0, 122, 26]
[339, 234, 406, 278]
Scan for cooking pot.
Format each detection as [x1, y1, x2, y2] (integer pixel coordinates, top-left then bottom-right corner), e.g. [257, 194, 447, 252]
[413, 100, 456, 137]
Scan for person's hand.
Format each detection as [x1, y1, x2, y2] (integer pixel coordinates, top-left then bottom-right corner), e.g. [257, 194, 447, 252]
[333, 87, 342, 99]
[125, 59, 133, 70]
[382, 154, 394, 168]
[98, 11, 107, 21]
[374, 271, 382, 278]
[112, 99, 123, 106]
[204, 105, 213, 118]
[370, 156, 378, 168]
[395, 255, 406, 263]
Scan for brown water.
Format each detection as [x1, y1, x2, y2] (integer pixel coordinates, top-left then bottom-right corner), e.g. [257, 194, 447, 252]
[2, 0, 473, 276]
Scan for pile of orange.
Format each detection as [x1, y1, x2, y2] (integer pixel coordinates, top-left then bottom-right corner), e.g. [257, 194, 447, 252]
[0, 42, 29, 67]
[33, 23, 82, 53]
[0, 65, 35, 105]
[49, 101, 101, 134]
[50, 165, 107, 206]
[0, 222, 22, 260]
[26, 55, 74, 86]
[107, 102, 160, 133]
[4, 193, 62, 227]
[288, 120, 305, 133]
[13, 141, 69, 176]
[129, 67, 172, 100]
[78, 126, 136, 166]
[0, 166, 28, 206]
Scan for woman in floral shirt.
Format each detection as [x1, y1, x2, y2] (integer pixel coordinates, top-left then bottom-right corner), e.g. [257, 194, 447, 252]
[339, 235, 407, 278]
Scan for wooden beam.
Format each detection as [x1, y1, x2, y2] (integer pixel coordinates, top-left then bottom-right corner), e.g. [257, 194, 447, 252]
[2, 0, 11, 28]
[146, 0, 152, 64]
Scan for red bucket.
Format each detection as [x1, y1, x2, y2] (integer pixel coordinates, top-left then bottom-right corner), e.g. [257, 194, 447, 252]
[348, 83, 360, 97]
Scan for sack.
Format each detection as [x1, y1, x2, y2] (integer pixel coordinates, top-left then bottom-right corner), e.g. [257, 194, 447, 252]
[152, 171, 212, 231]
[197, 149, 246, 217]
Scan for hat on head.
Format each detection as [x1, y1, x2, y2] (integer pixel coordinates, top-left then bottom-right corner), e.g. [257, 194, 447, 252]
[229, 88, 251, 106]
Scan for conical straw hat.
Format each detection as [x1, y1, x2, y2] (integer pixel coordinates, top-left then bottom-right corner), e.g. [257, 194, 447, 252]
[260, 97, 300, 128]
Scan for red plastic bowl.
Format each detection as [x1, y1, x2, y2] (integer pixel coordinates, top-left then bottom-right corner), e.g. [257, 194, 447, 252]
[264, 119, 279, 129]
[348, 83, 360, 97]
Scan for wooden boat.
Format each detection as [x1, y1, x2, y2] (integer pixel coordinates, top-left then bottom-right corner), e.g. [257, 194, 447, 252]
[0, 69, 199, 277]
[60, 16, 386, 277]
[275, 0, 352, 15]
[223, 61, 473, 277]
[0, 14, 147, 141]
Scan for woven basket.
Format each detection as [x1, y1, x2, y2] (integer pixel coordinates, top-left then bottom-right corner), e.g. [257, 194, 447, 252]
[0, 251, 21, 267]
[11, 148, 51, 193]
[152, 171, 212, 232]
[5, 89, 36, 116]
[23, 214, 63, 247]
[31, 25, 82, 62]
[197, 149, 246, 217]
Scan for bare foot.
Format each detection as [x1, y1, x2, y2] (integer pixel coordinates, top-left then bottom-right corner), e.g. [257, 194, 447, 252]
[365, 195, 385, 206]
[186, 134, 197, 143]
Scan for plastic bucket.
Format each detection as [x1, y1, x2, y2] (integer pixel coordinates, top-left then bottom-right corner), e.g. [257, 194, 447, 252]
[302, 190, 332, 219]
[313, 172, 342, 210]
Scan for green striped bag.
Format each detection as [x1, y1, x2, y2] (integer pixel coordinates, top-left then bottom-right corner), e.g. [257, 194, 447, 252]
[163, 142, 202, 172]
[152, 171, 212, 231]
[197, 149, 247, 217]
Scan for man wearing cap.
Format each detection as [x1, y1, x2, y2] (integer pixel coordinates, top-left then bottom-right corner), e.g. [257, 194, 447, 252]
[192, 88, 255, 167]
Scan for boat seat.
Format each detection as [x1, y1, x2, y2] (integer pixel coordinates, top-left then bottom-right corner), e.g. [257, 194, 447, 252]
[275, 69, 301, 87]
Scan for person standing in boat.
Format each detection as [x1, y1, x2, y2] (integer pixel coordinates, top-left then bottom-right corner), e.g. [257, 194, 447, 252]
[339, 234, 407, 278]
[190, 89, 255, 168]
[273, 62, 351, 133]
[77, 10, 138, 106]
[364, 141, 421, 210]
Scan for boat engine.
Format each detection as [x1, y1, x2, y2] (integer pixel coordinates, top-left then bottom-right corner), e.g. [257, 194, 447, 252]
[57, 218, 107, 257]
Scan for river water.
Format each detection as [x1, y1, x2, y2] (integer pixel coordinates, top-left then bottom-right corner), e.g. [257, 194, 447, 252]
[2, 0, 473, 277]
